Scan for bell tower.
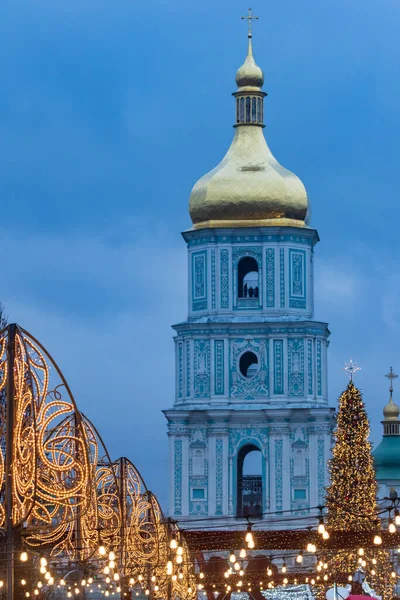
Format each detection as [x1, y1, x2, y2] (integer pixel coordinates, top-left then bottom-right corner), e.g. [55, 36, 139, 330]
[164, 19, 334, 521]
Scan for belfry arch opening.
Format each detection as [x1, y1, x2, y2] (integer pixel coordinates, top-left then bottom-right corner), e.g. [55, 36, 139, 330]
[238, 257, 259, 299]
[237, 445, 262, 518]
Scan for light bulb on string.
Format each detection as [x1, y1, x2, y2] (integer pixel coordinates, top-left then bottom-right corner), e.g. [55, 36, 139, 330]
[395, 509, 400, 526]
[239, 548, 246, 559]
[318, 518, 325, 535]
[373, 534, 382, 545]
[170, 534, 178, 550]
[389, 518, 396, 534]
[322, 530, 330, 540]
[229, 552, 236, 563]
[296, 552, 303, 564]
[20, 552, 28, 562]
[281, 562, 287, 574]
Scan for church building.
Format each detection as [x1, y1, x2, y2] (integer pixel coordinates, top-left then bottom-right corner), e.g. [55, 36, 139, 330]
[164, 24, 334, 522]
[373, 368, 400, 499]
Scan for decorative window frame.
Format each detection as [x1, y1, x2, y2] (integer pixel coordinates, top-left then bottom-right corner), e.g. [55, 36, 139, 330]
[190, 487, 207, 502]
[232, 247, 262, 310]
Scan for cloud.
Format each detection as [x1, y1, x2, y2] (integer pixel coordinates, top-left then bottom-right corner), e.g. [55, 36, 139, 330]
[1, 223, 187, 507]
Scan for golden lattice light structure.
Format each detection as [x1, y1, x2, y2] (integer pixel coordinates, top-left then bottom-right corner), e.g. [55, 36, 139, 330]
[0, 324, 195, 599]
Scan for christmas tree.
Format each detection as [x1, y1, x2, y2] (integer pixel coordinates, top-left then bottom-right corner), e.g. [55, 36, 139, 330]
[323, 381, 394, 599]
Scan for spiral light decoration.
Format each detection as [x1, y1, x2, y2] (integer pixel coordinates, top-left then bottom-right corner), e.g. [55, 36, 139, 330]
[0, 324, 196, 600]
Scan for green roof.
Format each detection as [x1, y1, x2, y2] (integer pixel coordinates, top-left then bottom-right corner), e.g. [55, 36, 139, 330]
[373, 436, 400, 479]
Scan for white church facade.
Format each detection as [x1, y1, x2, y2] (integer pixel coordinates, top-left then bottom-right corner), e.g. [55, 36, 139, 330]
[164, 28, 334, 522]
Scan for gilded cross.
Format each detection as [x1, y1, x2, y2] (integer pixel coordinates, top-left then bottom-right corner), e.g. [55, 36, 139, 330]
[385, 366, 398, 396]
[241, 8, 259, 37]
[344, 359, 361, 382]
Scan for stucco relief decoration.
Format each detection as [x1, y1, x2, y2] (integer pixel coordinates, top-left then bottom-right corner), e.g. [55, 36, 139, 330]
[229, 426, 268, 458]
[194, 340, 210, 398]
[230, 339, 268, 399]
[288, 338, 305, 396]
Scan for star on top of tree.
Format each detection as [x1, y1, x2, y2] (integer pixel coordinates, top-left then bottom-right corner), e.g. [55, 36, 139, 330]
[344, 358, 361, 382]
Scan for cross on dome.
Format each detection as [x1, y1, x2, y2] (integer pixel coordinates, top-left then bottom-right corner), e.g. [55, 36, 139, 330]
[241, 8, 259, 38]
[385, 366, 398, 397]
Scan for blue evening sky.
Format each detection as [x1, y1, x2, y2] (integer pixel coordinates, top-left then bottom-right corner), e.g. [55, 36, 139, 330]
[1, 0, 399, 509]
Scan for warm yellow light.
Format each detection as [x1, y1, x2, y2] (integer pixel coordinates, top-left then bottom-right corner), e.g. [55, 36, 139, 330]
[109, 560, 115, 569]
[348, 576, 353, 582]
[113, 573, 120, 581]
[372, 558, 377, 565]
[296, 552, 303, 564]
[129, 578, 135, 586]
[239, 548, 246, 559]
[88, 578, 93, 584]
[322, 530, 330, 540]
[199, 572, 204, 579]
[234, 562, 240, 572]
[81, 580, 86, 587]
[21, 579, 26, 585]
[267, 568, 272, 576]
[239, 570, 244, 576]
[106, 577, 110, 583]
[177, 546, 184, 556]
[248, 539, 255, 549]
[60, 579, 65, 586]
[281, 563, 287, 574]
[229, 552, 236, 563]
[108, 551, 116, 561]
[103, 566, 110, 575]
[40, 557, 47, 567]
[358, 548, 364, 556]
[44, 572, 51, 581]
[98, 545, 106, 556]
[20, 551, 28, 562]
[170, 536, 178, 550]
[373, 534, 382, 545]
[138, 575, 143, 582]
[389, 520, 396, 534]
[48, 577, 54, 585]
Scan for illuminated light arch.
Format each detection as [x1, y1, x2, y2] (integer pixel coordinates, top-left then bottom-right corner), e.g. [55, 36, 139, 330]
[0, 324, 92, 534]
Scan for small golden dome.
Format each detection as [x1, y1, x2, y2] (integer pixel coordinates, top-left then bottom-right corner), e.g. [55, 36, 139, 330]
[383, 396, 400, 421]
[235, 36, 264, 90]
[189, 34, 309, 230]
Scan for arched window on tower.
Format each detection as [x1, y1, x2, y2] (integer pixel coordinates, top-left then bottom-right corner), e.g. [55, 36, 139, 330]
[238, 257, 259, 301]
[237, 445, 262, 518]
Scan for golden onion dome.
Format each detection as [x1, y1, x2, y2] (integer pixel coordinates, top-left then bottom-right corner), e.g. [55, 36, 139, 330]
[189, 33, 309, 230]
[383, 395, 400, 421]
[235, 36, 264, 90]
